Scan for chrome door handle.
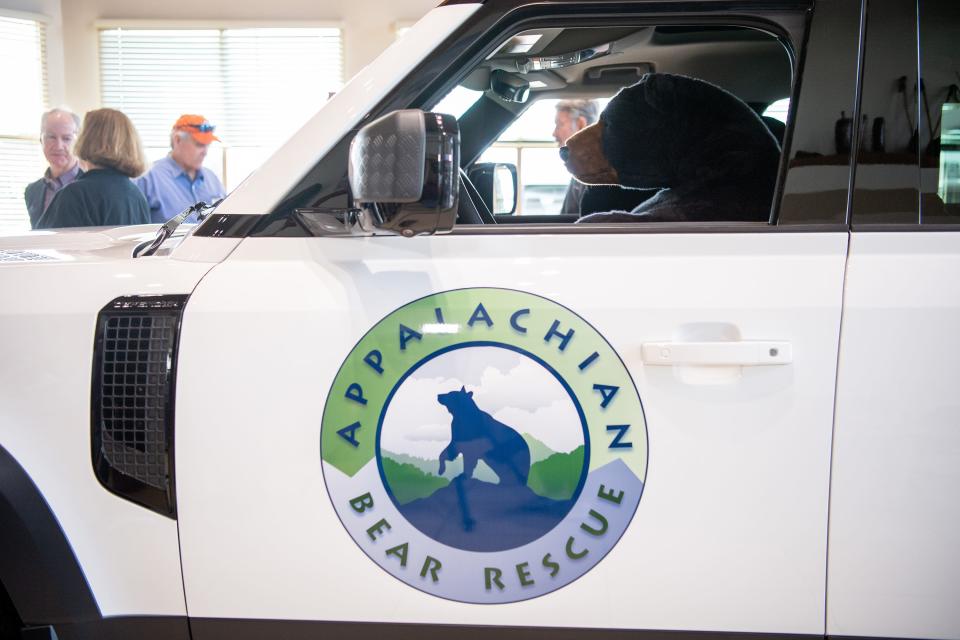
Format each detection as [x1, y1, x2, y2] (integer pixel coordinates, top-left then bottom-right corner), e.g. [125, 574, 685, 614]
[641, 341, 792, 366]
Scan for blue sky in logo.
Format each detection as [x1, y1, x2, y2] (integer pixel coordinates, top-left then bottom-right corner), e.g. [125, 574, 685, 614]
[380, 346, 584, 460]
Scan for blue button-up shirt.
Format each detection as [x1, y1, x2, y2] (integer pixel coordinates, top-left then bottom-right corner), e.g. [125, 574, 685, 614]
[135, 155, 226, 224]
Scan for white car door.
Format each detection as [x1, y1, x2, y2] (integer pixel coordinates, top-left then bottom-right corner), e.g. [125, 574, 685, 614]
[174, 230, 846, 634]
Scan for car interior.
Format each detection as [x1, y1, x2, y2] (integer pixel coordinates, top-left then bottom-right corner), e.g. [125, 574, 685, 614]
[434, 23, 794, 226]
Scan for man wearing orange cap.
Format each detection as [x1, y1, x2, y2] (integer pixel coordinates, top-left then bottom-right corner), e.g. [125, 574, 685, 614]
[135, 114, 226, 223]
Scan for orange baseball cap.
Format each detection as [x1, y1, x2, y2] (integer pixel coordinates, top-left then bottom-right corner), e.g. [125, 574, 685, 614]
[173, 114, 220, 144]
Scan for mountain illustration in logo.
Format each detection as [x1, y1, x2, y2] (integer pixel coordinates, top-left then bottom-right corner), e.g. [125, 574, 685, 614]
[381, 387, 585, 552]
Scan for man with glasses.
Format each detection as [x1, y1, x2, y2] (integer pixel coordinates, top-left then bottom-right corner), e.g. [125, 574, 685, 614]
[136, 114, 226, 223]
[25, 108, 82, 228]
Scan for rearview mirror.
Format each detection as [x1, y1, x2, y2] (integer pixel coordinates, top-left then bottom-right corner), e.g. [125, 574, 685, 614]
[349, 110, 459, 236]
[491, 70, 530, 103]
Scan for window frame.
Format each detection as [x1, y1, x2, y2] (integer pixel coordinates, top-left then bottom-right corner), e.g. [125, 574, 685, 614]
[259, 0, 862, 238]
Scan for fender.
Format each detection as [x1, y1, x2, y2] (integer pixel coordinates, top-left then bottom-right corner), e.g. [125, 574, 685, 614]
[0, 445, 191, 638]
[0, 444, 99, 626]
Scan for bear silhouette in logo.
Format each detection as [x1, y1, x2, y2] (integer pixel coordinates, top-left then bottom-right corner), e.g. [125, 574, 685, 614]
[437, 386, 531, 486]
[390, 385, 577, 551]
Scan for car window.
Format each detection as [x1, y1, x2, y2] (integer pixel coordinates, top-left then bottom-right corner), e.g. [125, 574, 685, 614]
[434, 85, 484, 120]
[919, 0, 960, 223]
[758, 0, 862, 226]
[431, 22, 794, 224]
[851, 0, 959, 225]
[850, 0, 922, 224]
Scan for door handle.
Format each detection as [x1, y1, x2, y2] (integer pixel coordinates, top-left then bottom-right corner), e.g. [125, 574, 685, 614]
[641, 341, 792, 366]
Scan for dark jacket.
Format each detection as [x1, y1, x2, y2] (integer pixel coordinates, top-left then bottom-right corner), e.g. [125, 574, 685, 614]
[24, 178, 46, 228]
[24, 166, 84, 229]
[35, 168, 150, 229]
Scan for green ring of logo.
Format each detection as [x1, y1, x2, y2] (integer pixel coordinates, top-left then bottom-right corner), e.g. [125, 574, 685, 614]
[321, 288, 648, 603]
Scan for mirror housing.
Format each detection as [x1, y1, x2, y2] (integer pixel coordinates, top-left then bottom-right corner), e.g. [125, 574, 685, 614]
[349, 110, 459, 236]
[491, 70, 530, 103]
[467, 162, 518, 215]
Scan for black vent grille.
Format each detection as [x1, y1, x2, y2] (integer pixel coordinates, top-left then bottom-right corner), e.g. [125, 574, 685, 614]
[92, 295, 187, 518]
[100, 315, 173, 488]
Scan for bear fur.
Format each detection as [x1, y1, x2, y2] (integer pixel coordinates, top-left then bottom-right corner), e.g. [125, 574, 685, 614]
[563, 73, 781, 223]
[436, 387, 531, 486]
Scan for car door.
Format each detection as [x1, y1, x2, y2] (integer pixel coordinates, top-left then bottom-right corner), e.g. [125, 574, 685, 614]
[171, 1, 861, 637]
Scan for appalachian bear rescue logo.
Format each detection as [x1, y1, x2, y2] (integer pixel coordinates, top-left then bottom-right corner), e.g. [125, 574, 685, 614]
[320, 288, 647, 603]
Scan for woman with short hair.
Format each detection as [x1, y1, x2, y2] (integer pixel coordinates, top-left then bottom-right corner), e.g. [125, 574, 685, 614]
[35, 108, 150, 229]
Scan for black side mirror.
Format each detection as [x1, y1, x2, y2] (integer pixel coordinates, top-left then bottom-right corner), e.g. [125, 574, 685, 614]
[349, 110, 459, 236]
[467, 162, 518, 215]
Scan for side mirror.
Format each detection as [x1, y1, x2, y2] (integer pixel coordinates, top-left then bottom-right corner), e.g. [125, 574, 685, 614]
[467, 162, 518, 215]
[349, 110, 459, 236]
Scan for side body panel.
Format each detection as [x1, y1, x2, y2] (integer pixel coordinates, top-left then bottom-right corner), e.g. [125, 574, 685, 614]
[175, 232, 846, 632]
[827, 232, 960, 640]
[0, 255, 213, 618]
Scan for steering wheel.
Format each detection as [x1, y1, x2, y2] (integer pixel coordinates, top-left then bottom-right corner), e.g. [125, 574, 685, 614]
[458, 168, 497, 225]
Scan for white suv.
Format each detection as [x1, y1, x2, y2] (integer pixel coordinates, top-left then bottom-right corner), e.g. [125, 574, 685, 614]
[1, 1, 958, 639]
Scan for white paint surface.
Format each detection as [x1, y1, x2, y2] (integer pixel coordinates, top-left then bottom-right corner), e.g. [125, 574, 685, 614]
[175, 231, 847, 631]
[0, 244, 216, 616]
[828, 232, 960, 640]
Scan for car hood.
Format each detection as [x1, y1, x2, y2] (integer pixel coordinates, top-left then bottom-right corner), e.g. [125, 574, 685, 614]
[0, 224, 194, 263]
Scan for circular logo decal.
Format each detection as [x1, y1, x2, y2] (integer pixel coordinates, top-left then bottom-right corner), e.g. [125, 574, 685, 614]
[321, 288, 647, 603]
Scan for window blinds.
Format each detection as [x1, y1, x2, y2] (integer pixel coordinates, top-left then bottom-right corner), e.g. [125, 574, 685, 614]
[0, 16, 47, 233]
[0, 139, 45, 233]
[99, 26, 343, 188]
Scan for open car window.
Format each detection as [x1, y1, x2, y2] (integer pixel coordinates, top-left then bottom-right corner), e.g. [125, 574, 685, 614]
[430, 23, 793, 225]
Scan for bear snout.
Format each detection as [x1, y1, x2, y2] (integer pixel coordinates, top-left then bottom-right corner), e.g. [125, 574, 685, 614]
[563, 120, 619, 185]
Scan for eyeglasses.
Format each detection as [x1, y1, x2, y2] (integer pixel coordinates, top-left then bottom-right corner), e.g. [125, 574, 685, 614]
[186, 122, 216, 132]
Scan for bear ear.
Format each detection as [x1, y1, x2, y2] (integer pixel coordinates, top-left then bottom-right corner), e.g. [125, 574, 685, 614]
[460, 385, 465, 392]
[468, 391, 473, 398]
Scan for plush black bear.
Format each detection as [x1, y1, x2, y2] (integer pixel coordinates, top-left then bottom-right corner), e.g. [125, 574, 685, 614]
[563, 73, 781, 223]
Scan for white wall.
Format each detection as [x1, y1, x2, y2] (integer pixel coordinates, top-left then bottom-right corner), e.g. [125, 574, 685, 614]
[0, 0, 438, 116]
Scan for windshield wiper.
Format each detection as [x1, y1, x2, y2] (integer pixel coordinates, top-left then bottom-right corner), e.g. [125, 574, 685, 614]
[134, 198, 224, 258]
